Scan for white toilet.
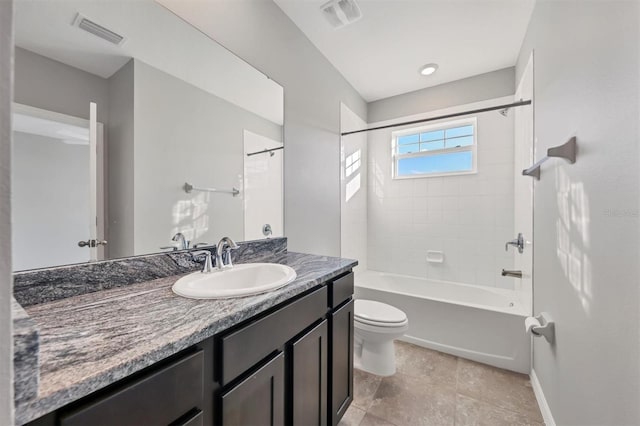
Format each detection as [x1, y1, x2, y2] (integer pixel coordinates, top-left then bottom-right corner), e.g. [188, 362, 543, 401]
[354, 299, 409, 376]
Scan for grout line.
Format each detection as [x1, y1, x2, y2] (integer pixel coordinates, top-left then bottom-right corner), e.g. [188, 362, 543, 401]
[367, 378, 382, 411]
[453, 393, 460, 426]
[455, 355, 461, 392]
[457, 393, 544, 426]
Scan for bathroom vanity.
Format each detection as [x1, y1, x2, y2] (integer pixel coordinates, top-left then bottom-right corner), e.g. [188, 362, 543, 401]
[13, 240, 356, 426]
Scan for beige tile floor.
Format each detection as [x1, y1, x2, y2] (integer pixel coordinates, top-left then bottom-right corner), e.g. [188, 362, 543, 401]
[340, 341, 544, 426]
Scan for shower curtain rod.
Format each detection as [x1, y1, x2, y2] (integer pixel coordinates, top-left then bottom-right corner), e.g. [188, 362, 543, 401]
[246, 146, 284, 157]
[341, 99, 532, 136]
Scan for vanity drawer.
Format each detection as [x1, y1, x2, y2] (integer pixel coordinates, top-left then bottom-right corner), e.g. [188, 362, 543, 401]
[329, 272, 354, 309]
[219, 286, 327, 384]
[59, 350, 204, 426]
[171, 409, 203, 426]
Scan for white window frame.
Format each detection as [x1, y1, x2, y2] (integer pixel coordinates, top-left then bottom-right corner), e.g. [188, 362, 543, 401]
[392, 117, 478, 179]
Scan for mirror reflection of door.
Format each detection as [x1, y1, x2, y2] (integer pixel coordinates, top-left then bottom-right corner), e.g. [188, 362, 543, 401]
[11, 103, 105, 270]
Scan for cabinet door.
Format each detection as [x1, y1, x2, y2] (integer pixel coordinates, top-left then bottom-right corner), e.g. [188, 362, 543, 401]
[329, 299, 354, 426]
[290, 320, 328, 426]
[221, 352, 285, 426]
[218, 287, 327, 385]
[59, 350, 204, 426]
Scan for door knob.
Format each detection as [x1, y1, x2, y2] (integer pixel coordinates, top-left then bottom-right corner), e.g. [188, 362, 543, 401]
[78, 239, 108, 248]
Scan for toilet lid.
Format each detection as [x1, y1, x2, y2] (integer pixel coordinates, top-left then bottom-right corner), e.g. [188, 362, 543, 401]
[355, 299, 407, 325]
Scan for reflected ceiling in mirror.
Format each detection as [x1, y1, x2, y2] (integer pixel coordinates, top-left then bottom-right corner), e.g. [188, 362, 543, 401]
[12, 0, 284, 271]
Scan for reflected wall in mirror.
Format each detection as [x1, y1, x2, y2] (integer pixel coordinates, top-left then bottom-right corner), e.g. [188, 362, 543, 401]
[12, 0, 284, 271]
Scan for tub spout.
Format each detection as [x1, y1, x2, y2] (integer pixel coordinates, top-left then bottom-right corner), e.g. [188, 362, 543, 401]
[501, 269, 523, 278]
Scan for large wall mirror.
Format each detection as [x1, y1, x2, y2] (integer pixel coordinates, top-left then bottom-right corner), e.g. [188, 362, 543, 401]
[12, 0, 284, 271]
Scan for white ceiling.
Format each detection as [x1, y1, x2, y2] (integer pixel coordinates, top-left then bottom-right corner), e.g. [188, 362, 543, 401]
[274, 0, 535, 102]
[14, 0, 283, 125]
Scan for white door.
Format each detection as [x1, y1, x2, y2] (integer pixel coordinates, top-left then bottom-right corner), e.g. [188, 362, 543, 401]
[11, 103, 105, 270]
[513, 53, 535, 314]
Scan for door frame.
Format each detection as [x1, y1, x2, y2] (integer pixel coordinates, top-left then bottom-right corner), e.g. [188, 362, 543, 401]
[12, 102, 106, 261]
[514, 53, 535, 317]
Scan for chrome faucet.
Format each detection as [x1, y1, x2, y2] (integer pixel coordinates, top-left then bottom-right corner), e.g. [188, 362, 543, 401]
[216, 237, 239, 269]
[505, 233, 525, 254]
[191, 250, 214, 273]
[172, 232, 190, 250]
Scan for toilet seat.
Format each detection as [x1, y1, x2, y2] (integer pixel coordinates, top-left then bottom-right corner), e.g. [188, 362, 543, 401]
[355, 300, 408, 328]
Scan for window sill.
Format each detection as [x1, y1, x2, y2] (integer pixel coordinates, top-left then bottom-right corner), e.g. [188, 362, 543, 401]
[392, 169, 478, 180]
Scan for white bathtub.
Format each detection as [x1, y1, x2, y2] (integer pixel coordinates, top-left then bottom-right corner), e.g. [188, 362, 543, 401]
[354, 270, 530, 373]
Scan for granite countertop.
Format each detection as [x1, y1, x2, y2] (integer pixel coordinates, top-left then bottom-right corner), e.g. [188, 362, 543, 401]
[15, 251, 357, 425]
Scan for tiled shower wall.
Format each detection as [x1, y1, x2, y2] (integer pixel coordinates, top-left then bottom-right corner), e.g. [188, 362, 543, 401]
[367, 97, 516, 288]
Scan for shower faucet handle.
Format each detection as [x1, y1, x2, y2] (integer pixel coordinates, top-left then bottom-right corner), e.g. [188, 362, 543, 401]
[505, 233, 525, 254]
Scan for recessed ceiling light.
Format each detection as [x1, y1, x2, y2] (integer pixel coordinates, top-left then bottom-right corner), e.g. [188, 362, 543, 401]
[419, 63, 439, 76]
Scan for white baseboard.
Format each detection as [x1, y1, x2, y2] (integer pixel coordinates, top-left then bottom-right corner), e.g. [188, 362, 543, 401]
[530, 368, 556, 426]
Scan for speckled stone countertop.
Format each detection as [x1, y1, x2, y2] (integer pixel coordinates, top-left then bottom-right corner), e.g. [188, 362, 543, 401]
[14, 251, 357, 425]
[12, 299, 39, 406]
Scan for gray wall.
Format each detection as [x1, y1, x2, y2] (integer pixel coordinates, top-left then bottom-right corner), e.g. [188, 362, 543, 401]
[133, 59, 282, 254]
[0, 0, 13, 423]
[173, 0, 368, 256]
[517, 1, 640, 424]
[368, 67, 515, 123]
[107, 60, 134, 259]
[14, 47, 109, 123]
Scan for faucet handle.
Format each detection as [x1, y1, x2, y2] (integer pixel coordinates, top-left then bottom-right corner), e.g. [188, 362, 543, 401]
[505, 233, 525, 254]
[191, 250, 214, 273]
[222, 244, 239, 268]
[193, 242, 211, 249]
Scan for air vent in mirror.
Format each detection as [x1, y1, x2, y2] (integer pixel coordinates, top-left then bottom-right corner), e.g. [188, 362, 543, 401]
[72, 13, 126, 46]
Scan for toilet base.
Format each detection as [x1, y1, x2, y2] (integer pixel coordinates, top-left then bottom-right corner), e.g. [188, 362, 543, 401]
[353, 337, 397, 377]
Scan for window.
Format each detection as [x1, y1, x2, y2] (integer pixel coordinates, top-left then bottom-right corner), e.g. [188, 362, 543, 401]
[345, 149, 361, 178]
[344, 149, 362, 202]
[392, 118, 477, 178]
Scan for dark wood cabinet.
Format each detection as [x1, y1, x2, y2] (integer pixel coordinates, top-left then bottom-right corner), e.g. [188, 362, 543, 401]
[220, 352, 285, 426]
[26, 270, 354, 426]
[329, 299, 354, 426]
[218, 287, 327, 385]
[329, 273, 354, 309]
[290, 319, 328, 426]
[59, 350, 204, 426]
[171, 409, 204, 426]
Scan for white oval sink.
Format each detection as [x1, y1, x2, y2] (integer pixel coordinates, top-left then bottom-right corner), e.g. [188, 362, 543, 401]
[172, 263, 297, 299]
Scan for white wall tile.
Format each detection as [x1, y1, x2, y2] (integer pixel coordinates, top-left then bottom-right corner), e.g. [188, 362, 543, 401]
[367, 98, 515, 288]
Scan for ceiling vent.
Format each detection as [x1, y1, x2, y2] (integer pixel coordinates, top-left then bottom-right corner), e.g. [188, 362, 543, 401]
[72, 13, 126, 46]
[320, 0, 362, 29]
